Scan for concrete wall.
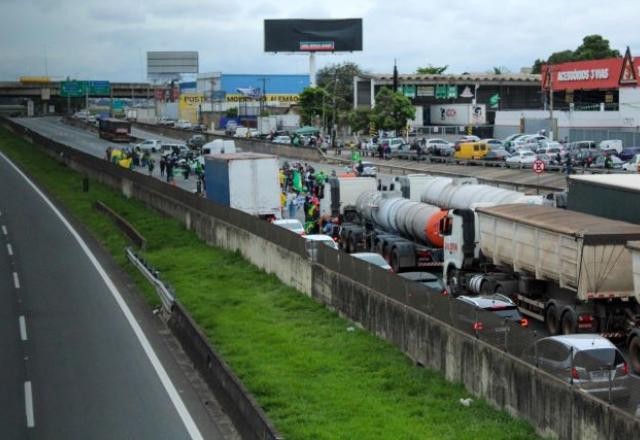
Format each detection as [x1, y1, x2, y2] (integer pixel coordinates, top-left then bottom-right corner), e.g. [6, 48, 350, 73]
[3, 116, 640, 440]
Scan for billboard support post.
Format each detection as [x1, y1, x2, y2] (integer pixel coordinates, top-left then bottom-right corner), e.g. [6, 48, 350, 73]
[309, 52, 317, 87]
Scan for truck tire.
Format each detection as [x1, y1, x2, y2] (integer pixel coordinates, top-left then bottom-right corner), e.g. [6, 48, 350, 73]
[629, 335, 640, 375]
[545, 305, 560, 335]
[561, 309, 577, 334]
[390, 248, 401, 273]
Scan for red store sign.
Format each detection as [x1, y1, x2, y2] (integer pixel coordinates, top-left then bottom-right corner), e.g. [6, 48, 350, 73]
[542, 53, 639, 91]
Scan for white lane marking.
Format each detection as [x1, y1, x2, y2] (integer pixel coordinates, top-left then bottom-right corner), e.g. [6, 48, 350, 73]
[19, 315, 27, 341]
[24, 381, 34, 428]
[0, 152, 203, 440]
[13, 271, 20, 289]
[7, 243, 13, 256]
[2, 225, 7, 235]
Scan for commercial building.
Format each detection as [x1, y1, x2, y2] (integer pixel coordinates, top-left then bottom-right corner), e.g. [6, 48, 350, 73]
[494, 50, 640, 143]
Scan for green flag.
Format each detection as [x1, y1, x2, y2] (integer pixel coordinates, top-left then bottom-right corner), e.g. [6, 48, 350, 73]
[293, 170, 303, 192]
[351, 151, 361, 162]
[489, 93, 501, 109]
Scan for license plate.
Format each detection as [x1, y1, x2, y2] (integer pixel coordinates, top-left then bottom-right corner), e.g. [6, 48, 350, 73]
[590, 371, 610, 381]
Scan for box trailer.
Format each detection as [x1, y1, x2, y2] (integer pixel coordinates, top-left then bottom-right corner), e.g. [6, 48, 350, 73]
[204, 153, 281, 219]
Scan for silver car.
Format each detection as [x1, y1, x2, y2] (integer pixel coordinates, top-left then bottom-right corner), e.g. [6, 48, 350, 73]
[522, 334, 630, 402]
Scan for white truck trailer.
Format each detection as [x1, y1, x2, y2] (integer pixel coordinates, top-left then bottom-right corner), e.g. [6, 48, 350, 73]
[204, 153, 281, 220]
[442, 204, 640, 372]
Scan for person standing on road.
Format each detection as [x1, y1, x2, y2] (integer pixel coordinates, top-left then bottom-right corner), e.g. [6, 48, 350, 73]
[184, 162, 190, 180]
[105, 146, 112, 162]
[159, 155, 166, 176]
[166, 160, 173, 183]
[147, 158, 155, 176]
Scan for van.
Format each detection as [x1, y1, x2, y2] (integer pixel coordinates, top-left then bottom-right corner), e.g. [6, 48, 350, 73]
[598, 139, 622, 154]
[454, 141, 489, 160]
[201, 139, 236, 155]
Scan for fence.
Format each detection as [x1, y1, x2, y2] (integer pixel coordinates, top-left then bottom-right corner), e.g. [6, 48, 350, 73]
[3, 116, 640, 439]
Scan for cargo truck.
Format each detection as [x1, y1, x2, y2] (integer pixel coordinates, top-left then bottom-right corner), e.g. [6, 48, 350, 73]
[441, 204, 640, 372]
[204, 153, 281, 220]
[319, 176, 378, 218]
[339, 191, 446, 272]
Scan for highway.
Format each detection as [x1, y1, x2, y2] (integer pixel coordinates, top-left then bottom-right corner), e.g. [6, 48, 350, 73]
[0, 151, 232, 438]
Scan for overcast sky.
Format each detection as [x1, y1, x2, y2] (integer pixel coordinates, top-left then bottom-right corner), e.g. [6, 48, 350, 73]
[2, 0, 639, 82]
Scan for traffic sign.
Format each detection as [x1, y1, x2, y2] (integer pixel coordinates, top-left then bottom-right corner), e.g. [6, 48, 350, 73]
[533, 159, 545, 174]
[89, 81, 111, 95]
[60, 80, 111, 97]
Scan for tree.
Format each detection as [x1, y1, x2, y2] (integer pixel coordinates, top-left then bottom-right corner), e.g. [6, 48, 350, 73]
[316, 62, 363, 113]
[347, 107, 372, 135]
[225, 107, 238, 118]
[371, 87, 416, 132]
[573, 35, 620, 60]
[416, 64, 448, 75]
[530, 35, 621, 73]
[491, 66, 511, 75]
[298, 87, 329, 126]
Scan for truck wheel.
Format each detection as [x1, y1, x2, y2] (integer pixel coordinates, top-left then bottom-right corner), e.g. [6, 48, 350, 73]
[629, 336, 640, 375]
[561, 310, 577, 334]
[390, 248, 401, 273]
[545, 305, 560, 335]
[348, 235, 359, 253]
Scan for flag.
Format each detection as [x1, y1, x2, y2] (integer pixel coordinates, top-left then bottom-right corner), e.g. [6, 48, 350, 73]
[489, 93, 500, 109]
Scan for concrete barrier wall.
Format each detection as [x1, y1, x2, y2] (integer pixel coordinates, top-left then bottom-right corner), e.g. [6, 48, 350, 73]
[169, 302, 283, 440]
[4, 116, 640, 440]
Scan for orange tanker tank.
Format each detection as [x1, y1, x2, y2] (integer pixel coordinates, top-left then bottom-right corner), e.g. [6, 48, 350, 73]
[424, 209, 447, 248]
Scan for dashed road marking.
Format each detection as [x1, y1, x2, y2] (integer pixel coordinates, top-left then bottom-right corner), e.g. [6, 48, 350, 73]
[2, 225, 7, 235]
[24, 381, 34, 428]
[13, 271, 20, 289]
[7, 243, 13, 256]
[19, 316, 27, 341]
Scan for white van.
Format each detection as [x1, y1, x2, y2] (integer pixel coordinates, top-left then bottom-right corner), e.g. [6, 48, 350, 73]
[599, 139, 623, 154]
[201, 139, 236, 155]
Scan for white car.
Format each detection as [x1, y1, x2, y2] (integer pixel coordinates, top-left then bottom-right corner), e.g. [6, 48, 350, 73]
[174, 120, 193, 129]
[353, 161, 378, 177]
[304, 234, 339, 249]
[351, 252, 392, 271]
[506, 150, 537, 165]
[425, 138, 453, 155]
[623, 154, 640, 172]
[273, 219, 305, 235]
[135, 139, 162, 153]
[273, 135, 292, 144]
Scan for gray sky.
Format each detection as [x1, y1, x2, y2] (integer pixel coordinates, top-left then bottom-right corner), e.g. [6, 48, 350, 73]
[2, 0, 639, 81]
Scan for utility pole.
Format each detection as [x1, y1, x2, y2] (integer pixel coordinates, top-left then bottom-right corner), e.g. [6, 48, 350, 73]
[548, 67, 554, 140]
[332, 68, 338, 148]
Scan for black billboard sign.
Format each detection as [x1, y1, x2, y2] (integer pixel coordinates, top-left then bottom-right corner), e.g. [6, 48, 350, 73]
[264, 19, 363, 53]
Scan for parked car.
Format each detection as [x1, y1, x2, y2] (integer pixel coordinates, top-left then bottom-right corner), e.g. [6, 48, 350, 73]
[458, 135, 481, 142]
[457, 294, 528, 327]
[174, 120, 193, 129]
[135, 139, 162, 153]
[598, 139, 623, 154]
[567, 140, 598, 155]
[160, 143, 189, 157]
[503, 133, 528, 148]
[592, 155, 623, 169]
[398, 272, 447, 294]
[304, 234, 339, 250]
[424, 138, 453, 155]
[618, 147, 640, 161]
[622, 154, 640, 171]
[273, 135, 292, 144]
[506, 150, 537, 165]
[186, 134, 207, 150]
[483, 148, 509, 161]
[351, 252, 393, 271]
[273, 219, 305, 235]
[158, 117, 176, 126]
[483, 138, 505, 150]
[454, 141, 489, 160]
[353, 161, 378, 177]
[521, 335, 630, 402]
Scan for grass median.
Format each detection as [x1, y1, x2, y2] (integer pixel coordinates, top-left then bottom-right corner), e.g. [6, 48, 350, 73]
[0, 127, 539, 439]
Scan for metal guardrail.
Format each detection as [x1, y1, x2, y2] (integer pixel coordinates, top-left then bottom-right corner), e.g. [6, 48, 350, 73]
[125, 247, 174, 313]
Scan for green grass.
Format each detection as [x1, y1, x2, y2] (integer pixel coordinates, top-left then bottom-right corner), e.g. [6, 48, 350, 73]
[0, 127, 540, 439]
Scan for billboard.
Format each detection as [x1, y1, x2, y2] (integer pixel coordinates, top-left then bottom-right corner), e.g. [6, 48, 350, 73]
[147, 51, 199, 79]
[264, 19, 363, 52]
[179, 93, 205, 123]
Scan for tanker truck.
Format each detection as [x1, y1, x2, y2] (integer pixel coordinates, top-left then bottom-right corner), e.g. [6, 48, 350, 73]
[339, 191, 447, 272]
[441, 204, 640, 372]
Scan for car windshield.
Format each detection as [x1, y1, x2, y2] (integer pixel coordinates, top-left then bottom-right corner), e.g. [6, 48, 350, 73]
[574, 348, 625, 371]
[522, 152, 535, 157]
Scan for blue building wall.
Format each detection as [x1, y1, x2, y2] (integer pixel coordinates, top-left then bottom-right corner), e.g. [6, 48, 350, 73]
[221, 74, 309, 94]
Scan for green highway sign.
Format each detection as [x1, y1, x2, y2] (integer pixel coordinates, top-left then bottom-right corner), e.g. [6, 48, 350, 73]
[60, 80, 111, 97]
[60, 81, 87, 97]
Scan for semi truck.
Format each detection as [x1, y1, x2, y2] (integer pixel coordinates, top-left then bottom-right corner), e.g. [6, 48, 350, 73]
[441, 204, 640, 372]
[319, 176, 378, 218]
[204, 153, 281, 220]
[339, 191, 446, 272]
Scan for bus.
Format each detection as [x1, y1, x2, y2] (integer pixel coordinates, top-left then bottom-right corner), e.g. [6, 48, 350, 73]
[98, 118, 131, 142]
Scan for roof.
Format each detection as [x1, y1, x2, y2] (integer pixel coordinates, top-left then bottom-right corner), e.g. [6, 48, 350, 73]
[475, 204, 640, 244]
[360, 72, 541, 85]
[570, 174, 640, 193]
[204, 152, 277, 161]
[458, 294, 515, 309]
[627, 240, 640, 252]
[543, 334, 615, 351]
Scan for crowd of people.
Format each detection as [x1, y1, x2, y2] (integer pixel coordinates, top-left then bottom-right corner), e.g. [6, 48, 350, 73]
[105, 145, 207, 194]
[279, 162, 340, 235]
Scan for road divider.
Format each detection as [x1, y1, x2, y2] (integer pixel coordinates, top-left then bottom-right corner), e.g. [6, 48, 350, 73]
[95, 201, 146, 250]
